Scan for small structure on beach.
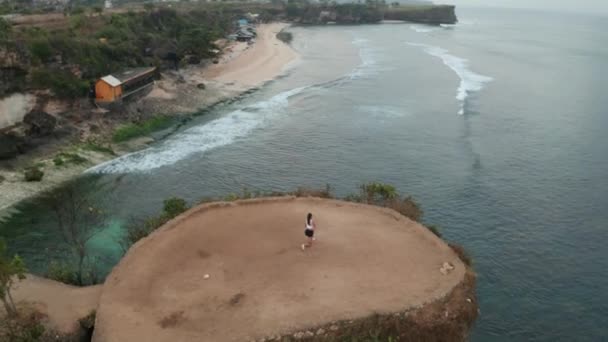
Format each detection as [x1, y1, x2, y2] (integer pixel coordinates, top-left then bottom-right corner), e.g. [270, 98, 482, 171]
[95, 67, 156, 104]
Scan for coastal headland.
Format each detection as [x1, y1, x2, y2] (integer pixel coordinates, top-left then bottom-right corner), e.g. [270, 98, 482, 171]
[7, 196, 477, 341]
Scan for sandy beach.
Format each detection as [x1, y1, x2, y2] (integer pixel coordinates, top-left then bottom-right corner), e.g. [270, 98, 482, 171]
[206, 22, 298, 88]
[0, 23, 297, 218]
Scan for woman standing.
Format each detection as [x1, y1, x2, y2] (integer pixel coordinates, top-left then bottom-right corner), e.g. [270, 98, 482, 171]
[301, 213, 316, 251]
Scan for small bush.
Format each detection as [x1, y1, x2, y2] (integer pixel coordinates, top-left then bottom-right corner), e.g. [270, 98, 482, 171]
[2, 312, 45, 341]
[361, 182, 397, 204]
[386, 196, 423, 222]
[53, 156, 64, 166]
[163, 197, 189, 219]
[28, 38, 53, 62]
[0, 17, 11, 40]
[46, 261, 79, 285]
[24, 167, 44, 182]
[31, 69, 89, 99]
[112, 116, 173, 143]
[426, 225, 442, 238]
[121, 215, 169, 251]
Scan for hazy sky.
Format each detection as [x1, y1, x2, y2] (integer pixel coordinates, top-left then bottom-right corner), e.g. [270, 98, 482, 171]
[439, 0, 608, 14]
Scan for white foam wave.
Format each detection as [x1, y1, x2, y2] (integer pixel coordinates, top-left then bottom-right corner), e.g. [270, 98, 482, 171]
[349, 37, 380, 79]
[407, 42, 492, 115]
[89, 87, 306, 174]
[410, 25, 436, 33]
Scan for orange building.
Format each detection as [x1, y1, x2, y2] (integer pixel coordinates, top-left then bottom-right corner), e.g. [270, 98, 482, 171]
[95, 67, 157, 103]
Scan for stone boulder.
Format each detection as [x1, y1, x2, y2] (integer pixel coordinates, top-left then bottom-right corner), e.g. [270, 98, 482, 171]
[0, 133, 24, 160]
[23, 110, 57, 136]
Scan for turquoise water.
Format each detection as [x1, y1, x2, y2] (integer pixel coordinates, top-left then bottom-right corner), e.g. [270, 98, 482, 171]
[3, 7, 608, 341]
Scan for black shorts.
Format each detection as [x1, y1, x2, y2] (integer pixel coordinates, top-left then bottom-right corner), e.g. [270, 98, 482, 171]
[305, 229, 314, 238]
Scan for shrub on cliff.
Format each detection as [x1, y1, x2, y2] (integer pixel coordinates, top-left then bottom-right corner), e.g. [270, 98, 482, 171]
[163, 197, 189, 219]
[0, 238, 26, 318]
[46, 261, 79, 285]
[31, 69, 89, 99]
[121, 197, 189, 251]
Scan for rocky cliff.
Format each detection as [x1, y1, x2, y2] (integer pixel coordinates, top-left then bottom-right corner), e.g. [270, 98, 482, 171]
[384, 5, 458, 24]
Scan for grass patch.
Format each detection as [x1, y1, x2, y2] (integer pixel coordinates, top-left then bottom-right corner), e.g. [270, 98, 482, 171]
[83, 140, 116, 155]
[112, 116, 174, 143]
[54, 152, 88, 166]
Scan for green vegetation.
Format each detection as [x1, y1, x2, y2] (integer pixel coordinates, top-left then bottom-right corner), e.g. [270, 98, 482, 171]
[83, 140, 116, 155]
[23, 166, 44, 182]
[53, 152, 88, 166]
[162, 197, 189, 219]
[112, 116, 174, 142]
[46, 261, 78, 286]
[0, 17, 11, 41]
[30, 69, 89, 99]
[0, 6, 237, 98]
[121, 196, 190, 251]
[41, 179, 108, 286]
[0, 238, 26, 318]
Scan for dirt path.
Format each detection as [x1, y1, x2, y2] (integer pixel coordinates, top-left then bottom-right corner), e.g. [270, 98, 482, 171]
[94, 197, 464, 342]
[10, 275, 101, 334]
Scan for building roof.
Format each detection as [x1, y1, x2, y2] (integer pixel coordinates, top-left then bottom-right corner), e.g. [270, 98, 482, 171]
[99, 67, 156, 87]
[100, 75, 121, 87]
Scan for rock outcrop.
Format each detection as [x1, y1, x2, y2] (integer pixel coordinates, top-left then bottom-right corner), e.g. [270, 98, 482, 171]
[0, 132, 25, 160]
[23, 110, 57, 136]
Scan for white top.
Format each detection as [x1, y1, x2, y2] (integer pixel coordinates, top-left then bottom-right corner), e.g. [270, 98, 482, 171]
[306, 219, 314, 230]
[101, 75, 122, 87]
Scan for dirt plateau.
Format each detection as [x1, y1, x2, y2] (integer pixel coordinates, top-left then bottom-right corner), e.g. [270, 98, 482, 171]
[14, 197, 478, 341]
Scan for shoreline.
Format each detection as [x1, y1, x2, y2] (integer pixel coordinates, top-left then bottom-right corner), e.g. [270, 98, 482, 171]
[0, 22, 297, 220]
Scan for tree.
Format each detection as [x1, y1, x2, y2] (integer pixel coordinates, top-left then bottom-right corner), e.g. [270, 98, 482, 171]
[92, 6, 103, 16]
[0, 17, 11, 40]
[42, 179, 107, 286]
[0, 239, 26, 318]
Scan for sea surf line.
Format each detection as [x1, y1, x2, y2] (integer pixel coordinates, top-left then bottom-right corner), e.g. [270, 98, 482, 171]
[407, 42, 493, 115]
[90, 37, 379, 174]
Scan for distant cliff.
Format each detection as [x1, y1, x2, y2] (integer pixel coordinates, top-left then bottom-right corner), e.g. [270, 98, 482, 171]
[384, 5, 458, 24]
[291, 3, 457, 25]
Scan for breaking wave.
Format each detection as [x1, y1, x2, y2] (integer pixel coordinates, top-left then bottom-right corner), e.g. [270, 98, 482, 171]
[407, 42, 493, 115]
[89, 87, 306, 174]
[89, 36, 380, 174]
[410, 25, 437, 33]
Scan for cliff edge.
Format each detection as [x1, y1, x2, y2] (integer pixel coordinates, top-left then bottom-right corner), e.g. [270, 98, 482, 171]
[93, 197, 477, 341]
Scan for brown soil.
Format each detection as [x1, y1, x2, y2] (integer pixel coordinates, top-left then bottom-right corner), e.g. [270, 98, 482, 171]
[9, 275, 101, 335]
[94, 197, 467, 342]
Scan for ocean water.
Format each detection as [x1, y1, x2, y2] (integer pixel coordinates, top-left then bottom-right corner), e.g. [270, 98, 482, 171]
[3, 7, 608, 341]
